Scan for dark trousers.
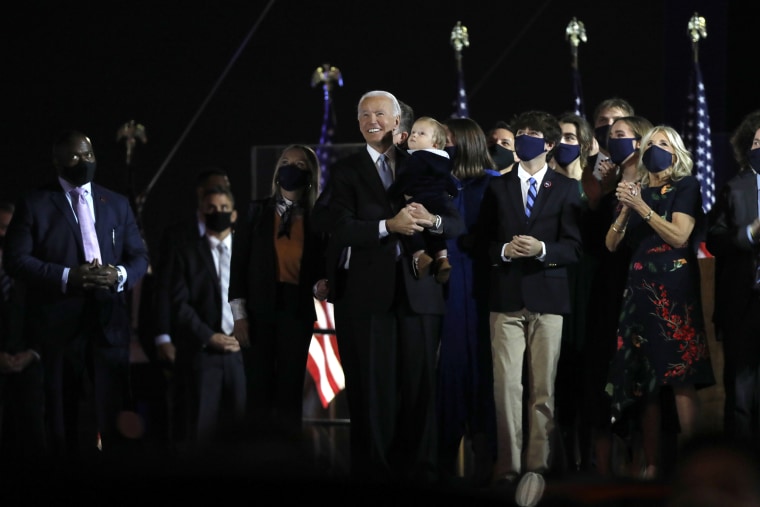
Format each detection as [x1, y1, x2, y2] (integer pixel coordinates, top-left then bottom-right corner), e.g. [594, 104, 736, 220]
[196, 349, 246, 441]
[0, 361, 46, 462]
[43, 333, 130, 458]
[335, 263, 440, 484]
[245, 282, 314, 439]
[725, 295, 760, 445]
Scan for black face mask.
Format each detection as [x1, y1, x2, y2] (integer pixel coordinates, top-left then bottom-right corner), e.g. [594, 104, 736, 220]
[60, 160, 96, 187]
[594, 125, 611, 153]
[488, 144, 516, 170]
[277, 164, 311, 191]
[749, 148, 760, 172]
[204, 211, 233, 232]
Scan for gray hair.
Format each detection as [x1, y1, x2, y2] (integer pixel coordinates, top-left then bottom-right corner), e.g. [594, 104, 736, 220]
[356, 90, 401, 119]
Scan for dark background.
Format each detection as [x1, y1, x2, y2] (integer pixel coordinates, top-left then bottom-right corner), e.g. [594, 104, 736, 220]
[2, 0, 753, 260]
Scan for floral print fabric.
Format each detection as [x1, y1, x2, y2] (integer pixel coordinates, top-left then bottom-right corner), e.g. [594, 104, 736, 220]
[606, 176, 715, 422]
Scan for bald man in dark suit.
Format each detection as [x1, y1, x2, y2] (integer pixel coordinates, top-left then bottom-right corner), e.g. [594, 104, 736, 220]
[4, 130, 149, 458]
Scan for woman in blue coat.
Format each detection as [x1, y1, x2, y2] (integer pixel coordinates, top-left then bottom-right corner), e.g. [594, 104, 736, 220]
[437, 117, 502, 485]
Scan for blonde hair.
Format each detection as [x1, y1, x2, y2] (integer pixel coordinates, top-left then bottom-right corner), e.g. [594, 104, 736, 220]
[637, 125, 693, 188]
[271, 144, 321, 209]
[413, 116, 447, 149]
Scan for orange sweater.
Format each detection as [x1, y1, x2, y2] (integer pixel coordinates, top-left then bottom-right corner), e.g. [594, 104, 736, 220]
[274, 212, 303, 285]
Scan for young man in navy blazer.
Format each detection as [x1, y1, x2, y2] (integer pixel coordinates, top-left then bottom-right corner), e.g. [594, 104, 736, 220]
[476, 111, 582, 489]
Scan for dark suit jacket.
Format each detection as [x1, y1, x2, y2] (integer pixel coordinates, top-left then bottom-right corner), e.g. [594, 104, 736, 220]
[389, 149, 459, 214]
[228, 197, 326, 323]
[141, 216, 202, 361]
[0, 272, 25, 353]
[169, 235, 229, 352]
[476, 168, 582, 314]
[318, 146, 464, 314]
[706, 168, 760, 337]
[4, 181, 149, 351]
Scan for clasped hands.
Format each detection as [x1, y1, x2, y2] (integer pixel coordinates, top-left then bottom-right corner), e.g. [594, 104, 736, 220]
[0, 350, 36, 374]
[68, 259, 119, 291]
[387, 202, 435, 236]
[208, 332, 241, 353]
[313, 278, 329, 301]
[504, 235, 542, 258]
[615, 180, 643, 209]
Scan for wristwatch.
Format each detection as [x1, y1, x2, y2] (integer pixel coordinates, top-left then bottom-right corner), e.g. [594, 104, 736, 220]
[116, 268, 125, 286]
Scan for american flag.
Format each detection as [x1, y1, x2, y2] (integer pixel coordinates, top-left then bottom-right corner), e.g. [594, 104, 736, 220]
[307, 299, 344, 408]
[311, 65, 342, 190]
[682, 58, 714, 259]
[307, 66, 344, 407]
[572, 66, 585, 119]
[315, 97, 338, 192]
[455, 71, 469, 119]
[683, 59, 715, 214]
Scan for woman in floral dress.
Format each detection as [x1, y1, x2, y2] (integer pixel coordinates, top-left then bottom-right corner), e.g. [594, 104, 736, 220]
[604, 125, 715, 479]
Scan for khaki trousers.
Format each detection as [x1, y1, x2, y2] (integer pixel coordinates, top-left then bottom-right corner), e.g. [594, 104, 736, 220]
[490, 309, 563, 480]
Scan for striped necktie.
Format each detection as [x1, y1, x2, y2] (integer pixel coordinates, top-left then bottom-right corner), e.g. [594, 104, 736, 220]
[525, 177, 537, 217]
[217, 241, 234, 335]
[0, 266, 11, 302]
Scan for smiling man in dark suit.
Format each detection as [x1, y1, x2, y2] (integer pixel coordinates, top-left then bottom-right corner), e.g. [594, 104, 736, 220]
[4, 129, 149, 459]
[313, 90, 464, 485]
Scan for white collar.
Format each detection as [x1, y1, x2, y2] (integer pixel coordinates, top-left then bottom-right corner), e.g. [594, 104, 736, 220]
[59, 177, 93, 195]
[517, 164, 548, 185]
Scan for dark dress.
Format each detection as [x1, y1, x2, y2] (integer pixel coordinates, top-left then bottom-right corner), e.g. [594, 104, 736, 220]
[606, 176, 715, 423]
[436, 169, 498, 480]
[554, 179, 597, 471]
[579, 188, 633, 458]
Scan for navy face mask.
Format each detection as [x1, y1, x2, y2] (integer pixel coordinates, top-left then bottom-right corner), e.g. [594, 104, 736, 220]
[607, 137, 638, 165]
[642, 145, 674, 173]
[553, 143, 580, 167]
[749, 148, 760, 172]
[277, 164, 311, 191]
[514, 135, 546, 162]
[594, 125, 611, 152]
[488, 144, 516, 170]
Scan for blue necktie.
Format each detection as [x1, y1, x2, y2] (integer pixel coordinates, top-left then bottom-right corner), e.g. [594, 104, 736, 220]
[525, 177, 537, 217]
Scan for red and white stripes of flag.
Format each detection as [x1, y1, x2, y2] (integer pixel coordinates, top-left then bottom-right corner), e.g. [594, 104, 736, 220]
[307, 299, 344, 408]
